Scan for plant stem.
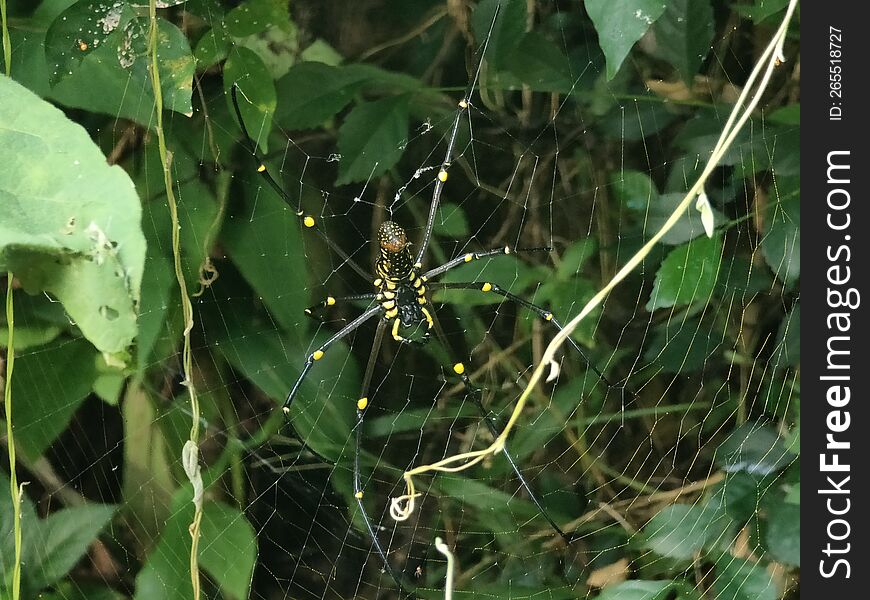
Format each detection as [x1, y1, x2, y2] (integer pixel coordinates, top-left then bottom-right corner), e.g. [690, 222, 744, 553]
[4, 276, 22, 600]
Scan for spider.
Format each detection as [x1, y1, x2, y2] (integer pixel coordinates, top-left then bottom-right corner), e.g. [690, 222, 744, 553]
[230, 9, 624, 593]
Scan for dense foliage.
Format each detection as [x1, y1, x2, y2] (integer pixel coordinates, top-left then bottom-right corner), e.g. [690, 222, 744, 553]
[1, 1, 799, 599]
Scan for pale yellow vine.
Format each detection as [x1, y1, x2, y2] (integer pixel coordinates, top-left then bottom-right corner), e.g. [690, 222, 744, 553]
[390, 0, 800, 522]
[1, 0, 11, 77]
[147, 2, 203, 597]
[4, 277, 22, 600]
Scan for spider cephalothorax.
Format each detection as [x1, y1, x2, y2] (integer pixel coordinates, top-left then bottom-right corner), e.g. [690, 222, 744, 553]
[374, 221, 433, 342]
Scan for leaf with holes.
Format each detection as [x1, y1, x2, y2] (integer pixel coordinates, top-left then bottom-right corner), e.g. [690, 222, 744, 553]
[0, 77, 145, 355]
[586, 0, 668, 80]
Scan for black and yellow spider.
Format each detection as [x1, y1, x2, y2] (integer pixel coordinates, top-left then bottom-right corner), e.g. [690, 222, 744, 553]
[230, 11, 622, 593]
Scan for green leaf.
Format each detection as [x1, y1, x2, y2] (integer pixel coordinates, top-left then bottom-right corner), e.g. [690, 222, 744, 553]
[733, 0, 790, 24]
[712, 556, 780, 600]
[194, 27, 231, 68]
[472, 0, 527, 72]
[556, 238, 598, 281]
[611, 170, 657, 211]
[715, 423, 794, 475]
[435, 255, 538, 306]
[648, 193, 725, 245]
[30, 504, 117, 589]
[47, 13, 195, 121]
[597, 580, 674, 600]
[224, 46, 276, 152]
[761, 176, 799, 285]
[224, 0, 291, 38]
[585, 0, 668, 79]
[11, 338, 98, 458]
[643, 502, 729, 560]
[771, 303, 799, 368]
[44, 0, 136, 86]
[764, 501, 799, 566]
[642, 318, 717, 374]
[222, 177, 307, 332]
[336, 95, 410, 185]
[646, 233, 722, 311]
[0, 76, 146, 354]
[199, 502, 258, 600]
[434, 202, 470, 237]
[653, 0, 714, 84]
[274, 62, 368, 130]
[507, 32, 573, 92]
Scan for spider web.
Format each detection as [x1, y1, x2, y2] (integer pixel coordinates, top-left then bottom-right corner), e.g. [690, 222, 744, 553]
[3, 1, 800, 599]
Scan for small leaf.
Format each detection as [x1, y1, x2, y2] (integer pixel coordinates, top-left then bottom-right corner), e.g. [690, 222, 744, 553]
[336, 95, 410, 185]
[224, 46, 277, 152]
[653, 0, 714, 84]
[194, 27, 231, 67]
[199, 502, 258, 600]
[764, 501, 799, 566]
[507, 32, 573, 92]
[597, 580, 674, 600]
[224, 0, 292, 38]
[762, 176, 800, 285]
[274, 63, 368, 130]
[586, 0, 668, 80]
[434, 202, 469, 237]
[712, 556, 780, 600]
[646, 233, 722, 311]
[649, 193, 725, 245]
[611, 170, 657, 211]
[643, 502, 730, 560]
[715, 423, 794, 475]
[471, 0, 527, 71]
[0, 76, 146, 354]
[31, 504, 117, 589]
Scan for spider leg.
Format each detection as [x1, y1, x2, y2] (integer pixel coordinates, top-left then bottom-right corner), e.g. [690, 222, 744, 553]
[422, 246, 551, 279]
[426, 312, 578, 545]
[304, 293, 379, 321]
[414, 5, 501, 265]
[283, 305, 381, 413]
[429, 282, 630, 401]
[352, 320, 416, 596]
[231, 85, 370, 282]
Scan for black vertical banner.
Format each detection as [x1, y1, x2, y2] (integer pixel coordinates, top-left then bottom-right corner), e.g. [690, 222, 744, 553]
[802, 2, 868, 596]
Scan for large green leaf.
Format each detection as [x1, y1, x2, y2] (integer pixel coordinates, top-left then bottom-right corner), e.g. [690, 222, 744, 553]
[646, 233, 722, 311]
[46, 5, 195, 120]
[586, 0, 668, 79]
[30, 504, 117, 589]
[199, 502, 258, 600]
[653, 0, 714, 84]
[274, 62, 368, 130]
[0, 76, 146, 354]
[135, 500, 257, 600]
[11, 337, 99, 458]
[336, 95, 410, 185]
[222, 178, 307, 332]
